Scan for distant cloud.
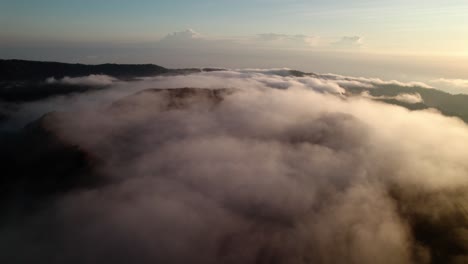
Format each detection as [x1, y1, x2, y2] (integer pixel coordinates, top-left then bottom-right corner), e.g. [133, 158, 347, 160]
[46, 75, 116, 86]
[257, 33, 319, 47]
[332, 36, 363, 49]
[322, 73, 432, 88]
[157, 29, 208, 49]
[159, 29, 203, 43]
[156, 29, 323, 50]
[430, 78, 468, 94]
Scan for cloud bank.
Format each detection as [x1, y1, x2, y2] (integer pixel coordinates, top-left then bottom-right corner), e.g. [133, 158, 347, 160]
[0, 69, 436, 131]
[1, 69, 468, 264]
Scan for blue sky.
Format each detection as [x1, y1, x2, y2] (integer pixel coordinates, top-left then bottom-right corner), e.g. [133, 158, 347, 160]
[1, 0, 468, 82]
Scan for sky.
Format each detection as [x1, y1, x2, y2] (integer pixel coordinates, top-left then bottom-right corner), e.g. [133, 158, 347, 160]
[1, 0, 468, 85]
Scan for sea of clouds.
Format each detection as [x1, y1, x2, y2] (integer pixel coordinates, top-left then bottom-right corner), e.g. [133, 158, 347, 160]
[0, 69, 428, 130]
[1, 69, 467, 264]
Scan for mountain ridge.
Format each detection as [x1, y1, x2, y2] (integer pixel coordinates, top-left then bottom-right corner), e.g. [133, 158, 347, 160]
[0, 59, 171, 81]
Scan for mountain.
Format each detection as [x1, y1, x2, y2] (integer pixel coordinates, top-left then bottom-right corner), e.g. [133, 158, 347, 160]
[2, 59, 468, 124]
[0, 60, 227, 103]
[0, 59, 170, 81]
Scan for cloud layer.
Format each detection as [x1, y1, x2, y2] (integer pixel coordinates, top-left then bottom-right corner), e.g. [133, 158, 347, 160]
[1, 69, 468, 263]
[0, 69, 436, 131]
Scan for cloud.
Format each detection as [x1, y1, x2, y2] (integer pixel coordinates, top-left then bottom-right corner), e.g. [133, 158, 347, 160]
[46, 74, 116, 86]
[156, 30, 322, 51]
[156, 29, 235, 51]
[322, 73, 432, 88]
[430, 78, 468, 94]
[141, 69, 346, 94]
[362, 91, 424, 104]
[1, 70, 468, 263]
[394, 93, 424, 104]
[1, 70, 435, 131]
[159, 29, 203, 43]
[0, 70, 334, 130]
[332, 36, 364, 49]
[257, 33, 320, 47]
[157, 30, 372, 52]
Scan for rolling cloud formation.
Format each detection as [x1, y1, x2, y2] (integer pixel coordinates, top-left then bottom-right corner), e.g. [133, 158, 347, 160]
[1, 70, 467, 264]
